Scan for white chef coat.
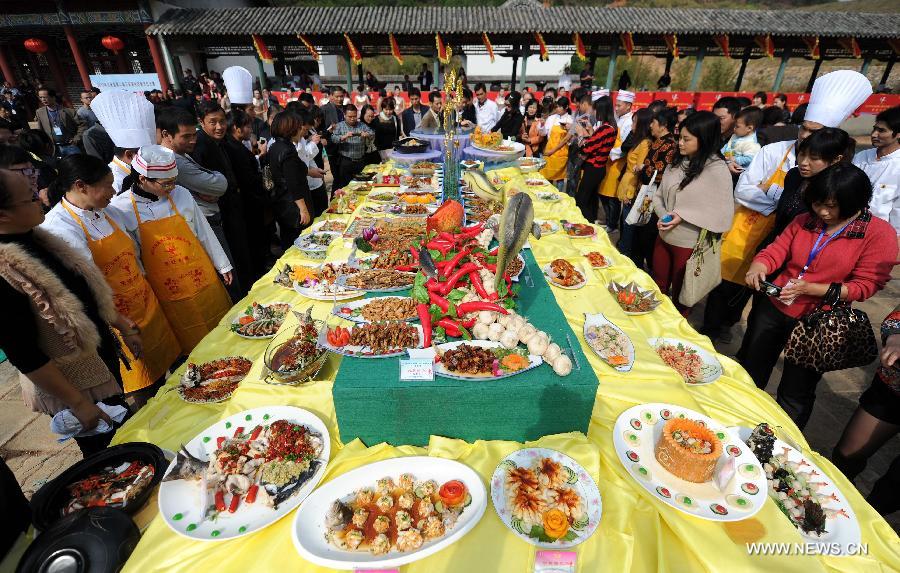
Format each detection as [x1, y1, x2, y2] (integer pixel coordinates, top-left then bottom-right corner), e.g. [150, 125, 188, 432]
[609, 111, 634, 161]
[110, 185, 233, 274]
[540, 113, 572, 137]
[854, 147, 900, 234]
[474, 98, 500, 133]
[109, 157, 131, 195]
[296, 136, 324, 190]
[733, 139, 796, 216]
[39, 197, 139, 267]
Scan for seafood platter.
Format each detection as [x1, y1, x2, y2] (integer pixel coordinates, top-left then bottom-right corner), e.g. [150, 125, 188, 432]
[583, 313, 634, 372]
[584, 251, 613, 269]
[649, 338, 723, 385]
[607, 281, 661, 315]
[230, 302, 291, 339]
[263, 308, 329, 385]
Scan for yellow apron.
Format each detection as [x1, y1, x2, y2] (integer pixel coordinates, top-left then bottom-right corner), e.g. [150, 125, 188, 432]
[130, 194, 231, 352]
[720, 145, 793, 284]
[61, 202, 181, 392]
[540, 122, 569, 182]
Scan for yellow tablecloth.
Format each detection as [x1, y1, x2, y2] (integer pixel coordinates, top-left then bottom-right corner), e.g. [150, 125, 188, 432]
[114, 165, 900, 572]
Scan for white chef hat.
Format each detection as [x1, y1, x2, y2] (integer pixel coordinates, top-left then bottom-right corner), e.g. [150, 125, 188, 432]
[804, 70, 873, 128]
[132, 145, 178, 179]
[591, 88, 610, 102]
[90, 89, 156, 149]
[616, 90, 635, 103]
[223, 66, 253, 105]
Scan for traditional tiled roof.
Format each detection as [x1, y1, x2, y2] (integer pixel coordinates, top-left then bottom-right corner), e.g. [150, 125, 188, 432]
[146, 6, 900, 39]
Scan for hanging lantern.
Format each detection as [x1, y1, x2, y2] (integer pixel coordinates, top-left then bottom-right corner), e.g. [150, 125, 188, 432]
[24, 38, 48, 54]
[101, 35, 125, 54]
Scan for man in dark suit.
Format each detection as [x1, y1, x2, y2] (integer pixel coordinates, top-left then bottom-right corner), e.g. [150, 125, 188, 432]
[34, 88, 84, 157]
[400, 88, 426, 137]
[321, 87, 345, 190]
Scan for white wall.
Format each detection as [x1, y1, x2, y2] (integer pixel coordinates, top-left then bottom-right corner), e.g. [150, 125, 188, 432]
[203, 55, 274, 79]
[466, 54, 571, 78]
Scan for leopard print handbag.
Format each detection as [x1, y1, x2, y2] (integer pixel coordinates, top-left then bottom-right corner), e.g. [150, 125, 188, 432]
[784, 283, 878, 373]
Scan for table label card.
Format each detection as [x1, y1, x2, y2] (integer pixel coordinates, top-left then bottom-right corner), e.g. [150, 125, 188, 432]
[534, 550, 577, 573]
[356, 569, 399, 573]
[399, 358, 434, 381]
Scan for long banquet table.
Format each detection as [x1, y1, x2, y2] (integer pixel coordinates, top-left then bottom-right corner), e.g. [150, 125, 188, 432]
[113, 163, 900, 572]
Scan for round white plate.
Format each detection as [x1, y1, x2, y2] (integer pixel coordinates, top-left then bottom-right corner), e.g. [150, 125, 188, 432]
[344, 272, 416, 293]
[368, 193, 399, 204]
[648, 337, 723, 385]
[230, 302, 292, 339]
[430, 340, 542, 380]
[612, 403, 767, 522]
[294, 282, 364, 302]
[516, 157, 546, 172]
[310, 220, 349, 234]
[535, 192, 560, 202]
[331, 296, 418, 324]
[542, 262, 588, 290]
[318, 323, 424, 358]
[562, 224, 596, 239]
[472, 140, 525, 155]
[295, 231, 341, 252]
[490, 447, 601, 548]
[159, 406, 331, 541]
[524, 178, 548, 188]
[583, 313, 635, 372]
[736, 426, 861, 553]
[382, 204, 437, 217]
[535, 219, 559, 235]
[292, 456, 486, 570]
[583, 252, 614, 270]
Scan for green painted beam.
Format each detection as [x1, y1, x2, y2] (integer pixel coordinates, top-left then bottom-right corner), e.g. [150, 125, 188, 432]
[860, 58, 872, 75]
[605, 46, 618, 89]
[772, 48, 792, 92]
[345, 54, 353, 93]
[689, 47, 706, 91]
[256, 56, 267, 90]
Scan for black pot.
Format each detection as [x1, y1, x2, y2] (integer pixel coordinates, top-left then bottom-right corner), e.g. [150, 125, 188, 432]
[393, 137, 429, 154]
[31, 442, 167, 532]
[16, 507, 140, 573]
[353, 172, 376, 182]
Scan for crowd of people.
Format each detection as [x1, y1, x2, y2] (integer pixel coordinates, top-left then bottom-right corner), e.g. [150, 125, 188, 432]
[0, 64, 899, 519]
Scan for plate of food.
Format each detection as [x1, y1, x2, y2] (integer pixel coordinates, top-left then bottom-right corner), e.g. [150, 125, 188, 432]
[295, 279, 364, 302]
[584, 251, 613, 269]
[410, 160, 439, 175]
[345, 269, 417, 292]
[524, 178, 547, 188]
[292, 456, 486, 569]
[613, 403, 767, 522]
[295, 232, 341, 259]
[311, 220, 348, 234]
[460, 159, 483, 171]
[507, 253, 526, 282]
[31, 442, 167, 530]
[353, 172, 376, 182]
[273, 263, 319, 289]
[231, 302, 291, 339]
[159, 406, 330, 541]
[398, 191, 437, 205]
[739, 423, 861, 554]
[347, 182, 373, 195]
[562, 222, 596, 239]
[471, 126, 502, 150]
[516, 156, 546, 173]
[535, 219, 559, 235]
[355, 250, 416, 271]
[583, 313, 634, 372]
[535, 192, 560, 202]
[385, 203, 435, 217]
[369, 192, 399, 204]
[394, 137, 429, 154]
[319, 322, 424, 358]
[648, 338, 723, 385]
[332, 296, 419, 324]
[177, 356, 253, 403]
[542, 260, 587, 289]
[431, 340, 542, 380]
[474, 140, 525, 155]
[607, 282, 661, 315]
[490, 448, 601, 548]
[263, 309, 328, 386]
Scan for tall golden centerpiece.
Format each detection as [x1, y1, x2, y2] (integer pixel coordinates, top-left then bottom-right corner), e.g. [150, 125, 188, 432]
[441, 62, 464, 203]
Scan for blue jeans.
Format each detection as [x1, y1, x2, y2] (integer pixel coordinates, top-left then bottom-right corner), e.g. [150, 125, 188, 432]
[618, 202, 636, 256]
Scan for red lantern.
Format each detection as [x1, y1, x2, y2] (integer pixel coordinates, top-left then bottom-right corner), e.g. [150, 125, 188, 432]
[101, 36, 125, 54]
[24, 38, 48, 54]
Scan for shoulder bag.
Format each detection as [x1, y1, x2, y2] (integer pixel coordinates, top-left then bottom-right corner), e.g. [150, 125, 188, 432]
[679, 228, 722, 307]
[783, 282, 877, 373]
[624, 169, 657, 227]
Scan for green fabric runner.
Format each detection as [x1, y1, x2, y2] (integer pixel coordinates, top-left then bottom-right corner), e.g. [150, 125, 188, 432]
[332, 249, 600, 446]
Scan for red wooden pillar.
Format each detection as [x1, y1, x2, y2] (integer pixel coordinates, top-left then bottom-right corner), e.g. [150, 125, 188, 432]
[144, 31, 170, 93]
[0, 45, 17, 86]
[63, 25, 92, 90]
[115, 51, 130, 74]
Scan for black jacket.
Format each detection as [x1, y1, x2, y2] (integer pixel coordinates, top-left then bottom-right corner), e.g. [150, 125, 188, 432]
[192, 129, 242, 213]
[401, 106, 426, 138]
[267, 138, 310, 203]
[373, 114, 402, 151]
[492, 109, 524, 139]
[223, 136, 266, 202]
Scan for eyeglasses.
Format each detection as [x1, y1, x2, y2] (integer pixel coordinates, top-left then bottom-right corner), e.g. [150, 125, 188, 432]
[11, 166, 36, 178]
[150, 178, 177, 188]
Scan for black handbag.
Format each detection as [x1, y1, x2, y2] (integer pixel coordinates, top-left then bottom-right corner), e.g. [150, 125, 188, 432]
[783, 283, 877, 373]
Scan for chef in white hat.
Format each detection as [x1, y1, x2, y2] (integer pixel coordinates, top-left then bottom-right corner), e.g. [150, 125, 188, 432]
[707, 70, 873, 336]
[597, 89, 637, 223]
[222, 66, 254, 108]
[591, 88, 610, 102]
[90, 90, 157, 194]
[110, 145, 232, 351]
[610, 90, 635, 161]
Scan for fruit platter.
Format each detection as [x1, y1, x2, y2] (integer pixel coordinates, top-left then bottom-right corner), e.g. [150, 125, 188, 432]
[178, 356, 253, 403]
[159, 406, 330, 541]
[319, 322, 425, 358]
[231, 302, 291, 339]
[291, 456, 486, 569]
[490, 448, 601, 548]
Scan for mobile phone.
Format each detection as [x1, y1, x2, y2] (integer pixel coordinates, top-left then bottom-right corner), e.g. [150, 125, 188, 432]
[760, 281, 782, 297]
[661, 214, 674, 223]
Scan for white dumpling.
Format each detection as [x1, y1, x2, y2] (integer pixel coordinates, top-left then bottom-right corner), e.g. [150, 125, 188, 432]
[552, 354, 573, 376]
[527, 334, 549, 356]
[518, 325, 537, 344]
[477, 311, 496, 325]
[500, 330, 519, 349]
[487, 322, 505, 341]
[472, 322, 491, 340]
[543, 343, 562, 362]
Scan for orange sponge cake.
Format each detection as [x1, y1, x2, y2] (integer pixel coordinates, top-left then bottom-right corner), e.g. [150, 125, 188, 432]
[655, 419, 722, 483]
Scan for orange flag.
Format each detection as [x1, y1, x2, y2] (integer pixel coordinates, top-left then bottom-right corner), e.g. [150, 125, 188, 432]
[389, 33, 403, 65]
[664, 34, 679, 60]
[252, 35, 273, 64]
[297, 34, 319, 61]
[534, 33, 549, 61]
[436, 34, 451, 64]
[482, 33, 495, 63]
[619, 32, 633, 60]
[344, 34, 362, 66]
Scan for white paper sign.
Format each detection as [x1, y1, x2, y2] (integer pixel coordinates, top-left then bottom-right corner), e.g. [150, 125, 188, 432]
[399, 358, 434, 381]
[89, 73, 161, 93]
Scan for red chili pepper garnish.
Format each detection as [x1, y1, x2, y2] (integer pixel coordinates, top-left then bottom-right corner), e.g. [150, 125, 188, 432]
[468, 271, 489, 299]
[233, 426, 244, 438]
[439, 262, 480, 295]
[228, 493, 240, 513]
[489, 246, 499, 255]
[429, 291, 450, 313]
[410, 246, 420, 262]
[436, 317, 462, 337]
[249, 425, 262, 441]
[215, 490, 226, 512]
[442, 247, 472, 278]
[456, 301, 508, 315]
[462, 317, 477, 329]
[393, 264, 416, 271]
[217, 436, 225, 449]
[489, 292, 499, 301]
[484, 263, 497, 272]
[437, 231, 457, 242]
[245, 484, 259, 504]
[417, 303, 432, 347]
[460, 222, 485, 234]
[425, 278, 444, 292]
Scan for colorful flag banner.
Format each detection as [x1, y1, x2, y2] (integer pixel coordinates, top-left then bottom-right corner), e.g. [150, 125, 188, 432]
[619, 32, 633, 60]
[436, 34, 452, 64]
[838, 37, 861, 59]
[534, 33, 549, 61]
[755, 35, 774, 59]
[252, 35, 273, 64]
[389, 33, 403, 65]
[482, 33, 495, 63]
[664, 34, 679, 60]
[714, 34, 730, 59]
[803, 36, 821, 60]
[344, 34, 362, 66]
[297, 34, 319, 61]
